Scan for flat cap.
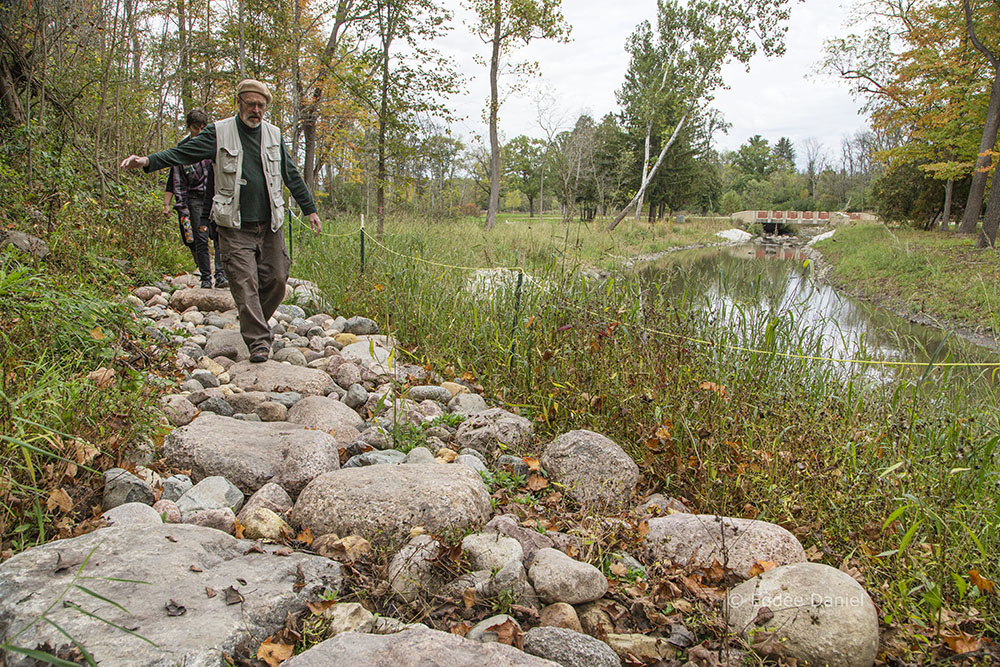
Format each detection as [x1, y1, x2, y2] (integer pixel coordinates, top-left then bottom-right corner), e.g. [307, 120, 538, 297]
[236, 79, 272, 104]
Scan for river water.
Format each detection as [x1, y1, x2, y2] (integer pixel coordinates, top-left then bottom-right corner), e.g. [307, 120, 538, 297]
[636, 243, 1000, 384]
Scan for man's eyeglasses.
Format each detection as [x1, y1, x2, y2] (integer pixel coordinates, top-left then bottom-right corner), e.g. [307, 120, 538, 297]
[239, 96, 267, 110]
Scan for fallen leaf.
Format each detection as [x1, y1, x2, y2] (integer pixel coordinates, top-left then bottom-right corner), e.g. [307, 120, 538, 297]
[462, 586, 476, 610]
[752, 630, 783, 655]
[609, 562, 629, 578]
[637, 520, 649, 539]
[205, 587, 217, 598]
[256, 636, 294, 667]
[804, 545, 823, 562]
[449, 621, 472, 637]
[526, 474, 549, 491]
[272, 548, 293, 557]
[189, 565, 203, 573]
[88, 327, 105, 340]
[748, 560, 778, 577]
[509, 604, 540, 621]
[306, 599, 337, 616]
[698, 381, 728, 399]
[53, 553, 83, 574]
[940, 629, 982, 655]
[165, 600, 186, 616]
[522, 457, 541, 472]
[244, 543, 265, 555]
[233, 518, 245, 540]
[87, 367, 115, 388]
[970, 569, 995, 595]
[74, 441, 100, 465]
[489, 619, 523, 649]
[224, 586, 244, 605]
[293, 563, 306, 592]
[296, 528, 314, 546]
[686, 644, 722, 667]
[753, 606, 774, 626]
[166, 535, 178, 543]
[46, 488, 74, 513]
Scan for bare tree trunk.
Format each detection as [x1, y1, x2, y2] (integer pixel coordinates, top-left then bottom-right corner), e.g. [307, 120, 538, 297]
[941, 178, 953, 230]
[376, 12, 392, 240]
[635, 119, 653, 221]
[238, 0, 247, 78]
[606, 113, 687, 231]
[977, 172, 1000, 247]
[178, 0, 191, 114]
[485, 0, 501, 231]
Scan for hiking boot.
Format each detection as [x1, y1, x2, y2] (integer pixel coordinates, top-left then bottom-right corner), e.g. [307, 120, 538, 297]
[249, 347, 270, 363]
[215, 276, 229, 289]
[200, 280, 213, 289]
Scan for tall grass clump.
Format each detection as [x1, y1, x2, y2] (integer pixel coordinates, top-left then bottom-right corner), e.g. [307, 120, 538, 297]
[296, 214, 1000, 640]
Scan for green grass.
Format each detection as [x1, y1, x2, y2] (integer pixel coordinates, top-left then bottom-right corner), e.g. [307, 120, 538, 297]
[295, 213, 1000, 656]
[815, 223, 1000, 336]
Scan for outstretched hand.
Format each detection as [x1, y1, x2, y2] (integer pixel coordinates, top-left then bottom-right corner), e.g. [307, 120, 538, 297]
[308, 212, 321, 236]
[120, 155, 149, 170]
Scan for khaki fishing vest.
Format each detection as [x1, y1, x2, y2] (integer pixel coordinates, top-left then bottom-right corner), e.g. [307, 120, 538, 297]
[210, 116, 286, 231]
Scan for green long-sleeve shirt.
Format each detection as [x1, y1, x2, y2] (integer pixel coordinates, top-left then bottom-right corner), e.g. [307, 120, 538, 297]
[145, 116, 317, 222]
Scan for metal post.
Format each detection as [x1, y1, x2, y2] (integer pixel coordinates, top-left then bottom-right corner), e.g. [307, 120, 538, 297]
[360, 214, 365, 275]
[508, 269, 524, 370]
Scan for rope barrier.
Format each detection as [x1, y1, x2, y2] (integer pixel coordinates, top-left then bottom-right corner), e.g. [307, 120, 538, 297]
[300, 220, 1000, 369]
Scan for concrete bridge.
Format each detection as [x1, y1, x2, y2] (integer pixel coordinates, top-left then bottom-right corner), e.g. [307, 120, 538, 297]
[730, 210, 878, 226]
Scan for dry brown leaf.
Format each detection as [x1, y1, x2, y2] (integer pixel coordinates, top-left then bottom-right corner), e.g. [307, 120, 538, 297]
[87, 367, 115, 387]
[233, 518, 245, 540]
[46, 488, 73, 513]
[189, 565, 203, 573]
[637, 520, 649, 539]
[698, 381, 728, 399]
[752, 630, 784, 655]
[306, 599, 337, 616]
[449, 621, 472, 637]
[522, 456, 541, 472]
[165, 600, 186, 616]
[205, 587, 217, 598]
[970, 569, 995, 595]
[297, 528, 314, 546]
[74, 441, 100, 465]
[748, 560, 778, 577]
[804, 545, 822, 562]
[609, 562, 629, 578]
[462, 586, 476, 610]
[490, 619, 524, 649]
[224, 586, 244, 605]
[753, 606, 775, 626]
[88, 327, 105, 340]
[526, 474, 549, 491]
[940, 629, 982, 655]
[257, 636, 294, 667]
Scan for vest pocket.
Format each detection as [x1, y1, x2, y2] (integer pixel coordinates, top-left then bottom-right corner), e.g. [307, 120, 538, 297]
[220, 146, 239, 175]
[210, 193, 238, 228]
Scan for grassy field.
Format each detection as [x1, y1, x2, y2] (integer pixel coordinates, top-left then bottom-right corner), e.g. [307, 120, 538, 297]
[815, 223, 1000, 337]
[293, 213, 1000, 661]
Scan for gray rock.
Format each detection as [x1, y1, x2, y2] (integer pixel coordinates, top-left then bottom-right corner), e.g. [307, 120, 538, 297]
[404, 446, 435, 464]
[254, 401, 288, 422]
[240, 507, 292, 541]
[101, 502, 163, 527]
[456, 454, 488, 474]
[418, 399, 445, 419]
[524, 626, 622, 667]
[233, 413, 262, 422]
[343, 383, 368, 409]
[286, 395, 364, 443]
[133, 286, 161, 301]
[237, 482, 294, 521]
[340, 340, 393, 375]
[486, 560, 536, 606]
[428, 426, 455, 442]
[169, 287, 237, 312]
[153, 499, 181, 523]
[292, 464, 492, 545]
[198, 396, 234, 417]
[266, 391, 304, 409]
[455, 408, 534, 456]
[103, 468, 155, 510]
[343, 316, 378, 335]
[204, 328, 250, 361]
[162, 474, 193, 503]
[540, 430, 639, 511]
[180, 379, 204, 393]
[529, 548, 608, 605]
[0, 230, 49, 260]
[644, 513, 806, 578]
[226, 390, 269, 413]
[725, 563, 878, 667]
[278, 303, 307, 320]
[284, 626, 557, 666]
[175, 476, 244, 519]
[160, 394, 197, 426]
[358, 426, 390, 449]
[184, 507, 236, 534]
[466, 614, 519, 642]
[228, 360, 336, 396]
[636, 493, 690, 517]
[388, 534, 442, 601]
[312, 602, 375, 636]
[343, 449, 406, 467]
[163, 414, 340, 497]
[0, 524, 342, 667]
[462, 532, 524, 571]
[448, 392, 488, 415]
[407, 385, 453, 403]
[274, 347, 308, 366]
[484, 514, 555, 565]
[495, 454, 529, 478]
[333, 362, 362, 390]
[190, 368, 219, 388]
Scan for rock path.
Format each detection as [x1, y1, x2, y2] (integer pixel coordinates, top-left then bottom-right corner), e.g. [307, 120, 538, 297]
[0, 273, 879, 667]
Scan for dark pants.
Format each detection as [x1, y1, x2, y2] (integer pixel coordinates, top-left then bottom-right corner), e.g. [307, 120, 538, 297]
[179, 196, 225, 285]
[218, 221, 290, 354]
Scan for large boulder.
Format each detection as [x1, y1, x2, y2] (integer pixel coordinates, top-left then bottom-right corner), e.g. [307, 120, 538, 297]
[169, 287, 237, 312]
[339, 339, 393, 374]
[163, 414, 340, 497]
[284, 626, 557, 666]
[454, 408, 534, 455]
[286, 396, 365, 443]
[725, 563, 878, 667]
[0, 230, 50, 260]
[204, 329, 249, 361]
[528, 548, 607, 605]
[539, 430, 639, 511]
[523, 626, 622, 667]
[228, 360, 336, 396]
[644, 513, 806, 578]
[292, 464, 492, 545]
[0, 524, 341, 666]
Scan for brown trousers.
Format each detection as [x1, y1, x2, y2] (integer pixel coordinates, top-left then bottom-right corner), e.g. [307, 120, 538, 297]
[217, 221, 289, 353]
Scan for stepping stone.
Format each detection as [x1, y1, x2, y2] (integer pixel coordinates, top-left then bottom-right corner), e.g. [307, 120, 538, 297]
[286, 396, 364, 443]
[163, 414, 340, 497]
[169, 287, 236, 312]
[0, 524, 341, 666]
[292, 464, 491, 545]
[284, 626, 557, 666]
[228, 360, 336, 396]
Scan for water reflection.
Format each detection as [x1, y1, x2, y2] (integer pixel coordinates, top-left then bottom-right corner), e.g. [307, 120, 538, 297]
[637, 243, 1000, 383]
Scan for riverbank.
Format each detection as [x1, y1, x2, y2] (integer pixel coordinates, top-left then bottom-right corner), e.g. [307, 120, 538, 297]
[812, 223, 1000, 343]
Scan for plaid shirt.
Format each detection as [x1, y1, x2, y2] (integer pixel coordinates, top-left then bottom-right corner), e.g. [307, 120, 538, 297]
[169, 135, 211, 219]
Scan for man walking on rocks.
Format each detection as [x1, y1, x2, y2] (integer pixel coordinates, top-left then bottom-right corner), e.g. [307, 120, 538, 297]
[121, 79, 321, 363]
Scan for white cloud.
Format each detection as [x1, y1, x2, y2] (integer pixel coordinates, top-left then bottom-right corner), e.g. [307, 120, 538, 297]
[434, 0, 868, 164]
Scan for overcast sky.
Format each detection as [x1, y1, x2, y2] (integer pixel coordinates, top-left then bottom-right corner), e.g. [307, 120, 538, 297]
[433, 0, 869, 167]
